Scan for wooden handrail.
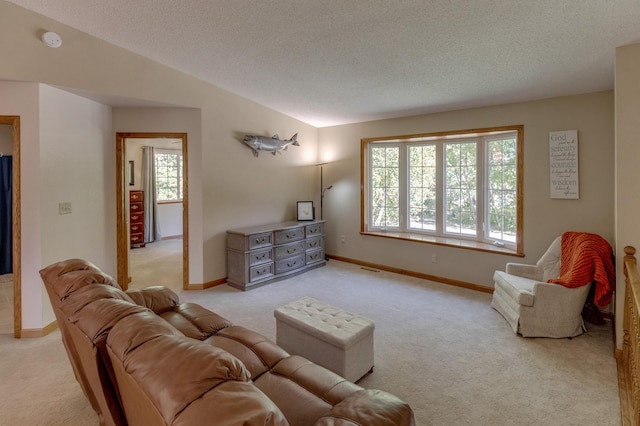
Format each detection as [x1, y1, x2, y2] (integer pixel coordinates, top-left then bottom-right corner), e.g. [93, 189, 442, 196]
[621, 246, 640, 425]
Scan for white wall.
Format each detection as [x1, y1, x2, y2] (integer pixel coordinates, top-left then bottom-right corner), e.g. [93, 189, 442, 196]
[114, 108, 203, 283]
[0, 2, 626, 334]
[0, 124, 11, 152]
[614, 43, 640, 348]
[38, 85, 114, 326]
[0, 81, 114, 330]
[39, 85, 115, 268]
[319, 91, 615, 288]
[0, 3, 319, 292]
[0, 81, 43, 330]
[157, 203, 182, 237]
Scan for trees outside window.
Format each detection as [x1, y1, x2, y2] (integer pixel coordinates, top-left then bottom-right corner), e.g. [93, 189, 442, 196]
[155, 150, 182, 202]
[363, 126, 522, 253]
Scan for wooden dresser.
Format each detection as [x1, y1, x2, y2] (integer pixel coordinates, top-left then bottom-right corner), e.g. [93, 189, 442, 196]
[129, 190, 145, 248]
[226, 220, 326, 290]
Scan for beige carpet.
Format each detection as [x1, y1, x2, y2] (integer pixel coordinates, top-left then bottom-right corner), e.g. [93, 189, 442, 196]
[128, 238, 183, 292]
[0, 274, 13, 335]
[0, 257, 620, 425]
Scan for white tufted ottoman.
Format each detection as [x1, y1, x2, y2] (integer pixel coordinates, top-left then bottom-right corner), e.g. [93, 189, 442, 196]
[274, 296, 374, 382]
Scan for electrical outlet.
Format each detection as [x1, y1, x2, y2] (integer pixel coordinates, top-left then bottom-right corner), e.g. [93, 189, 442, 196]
[431, 254, 437, 263]
[59, 202, 72, 215]
[340, 235, 346, 244]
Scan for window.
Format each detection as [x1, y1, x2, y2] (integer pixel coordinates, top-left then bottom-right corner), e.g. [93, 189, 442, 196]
[155, 150, 183, 202]
[362, 126, 523, 254]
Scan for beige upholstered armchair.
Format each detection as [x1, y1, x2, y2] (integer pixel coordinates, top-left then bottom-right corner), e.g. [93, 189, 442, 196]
[491, 236, 592, 338]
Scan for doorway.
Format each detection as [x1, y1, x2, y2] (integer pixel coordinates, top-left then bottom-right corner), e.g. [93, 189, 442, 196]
[0, 116, 21, 338]
[116, 133, 188, 291]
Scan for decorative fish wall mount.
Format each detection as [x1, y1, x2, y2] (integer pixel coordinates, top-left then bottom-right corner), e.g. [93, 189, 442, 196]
[243, 133, 299, 157]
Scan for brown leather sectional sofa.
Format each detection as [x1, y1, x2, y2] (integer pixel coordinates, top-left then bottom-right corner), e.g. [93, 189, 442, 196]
[40, 259, 415, 426]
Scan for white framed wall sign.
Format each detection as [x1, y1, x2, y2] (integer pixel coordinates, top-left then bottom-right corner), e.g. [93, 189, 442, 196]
[549, 130, 579, 199]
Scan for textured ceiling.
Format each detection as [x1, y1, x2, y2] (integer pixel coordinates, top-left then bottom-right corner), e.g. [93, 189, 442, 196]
[8, 0, 640, 127]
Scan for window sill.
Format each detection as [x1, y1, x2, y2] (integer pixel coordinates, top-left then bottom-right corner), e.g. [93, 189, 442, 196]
[361, 231, 523, 257]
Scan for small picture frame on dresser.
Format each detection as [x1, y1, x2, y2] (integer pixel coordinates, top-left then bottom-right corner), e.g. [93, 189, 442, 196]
[297, 201, 315, 221]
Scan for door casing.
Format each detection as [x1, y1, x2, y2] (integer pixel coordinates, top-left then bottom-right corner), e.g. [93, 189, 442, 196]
[115, 132, 189, 290]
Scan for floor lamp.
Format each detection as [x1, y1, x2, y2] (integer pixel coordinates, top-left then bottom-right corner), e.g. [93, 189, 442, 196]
[316, 162, 332, 220]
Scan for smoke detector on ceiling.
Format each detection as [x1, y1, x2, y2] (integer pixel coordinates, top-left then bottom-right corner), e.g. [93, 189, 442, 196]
[42, 31, 62, 48]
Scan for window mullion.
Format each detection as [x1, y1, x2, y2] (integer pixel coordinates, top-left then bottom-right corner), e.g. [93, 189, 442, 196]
[435, 142, 444, 235]
[400, 144, 408, 232]
[477, 139, 485, 241]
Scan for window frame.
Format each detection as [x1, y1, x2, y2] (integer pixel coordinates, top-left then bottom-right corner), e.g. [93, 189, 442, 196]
[361, 125, 524, 256]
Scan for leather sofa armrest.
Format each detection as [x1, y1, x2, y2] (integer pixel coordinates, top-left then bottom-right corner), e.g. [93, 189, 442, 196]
[505, 263, 544, 281]
[315, 389, 415, 426]
[125, 286, 179, 314]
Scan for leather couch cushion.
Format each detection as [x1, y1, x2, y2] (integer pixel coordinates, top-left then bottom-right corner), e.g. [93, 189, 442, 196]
[172, 381, 288, 426]
[126, 286, 179, 314]
[204, 325, 290, 380]
[106, 311, 270, 425]
[59, 284, 134, 318]
[316, 389, 416, 426]
[40, 258, 121, 300]
[160, 302, 233, 339]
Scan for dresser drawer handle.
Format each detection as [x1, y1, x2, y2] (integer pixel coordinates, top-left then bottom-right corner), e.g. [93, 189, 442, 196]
[287, 260, 298, 267]
[287, 248, 296, 254]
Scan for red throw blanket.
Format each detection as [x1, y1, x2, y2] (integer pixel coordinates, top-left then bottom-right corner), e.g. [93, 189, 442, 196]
[547, 232, 615, 307]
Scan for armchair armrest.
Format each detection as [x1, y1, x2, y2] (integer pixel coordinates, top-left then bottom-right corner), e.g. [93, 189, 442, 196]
[505, 263, 544, 281]
[315, 389, 415, 426]
[531, 282, 592, 314]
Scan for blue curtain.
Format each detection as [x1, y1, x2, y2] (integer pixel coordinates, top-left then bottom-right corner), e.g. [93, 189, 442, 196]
[0, 156, 12, 275]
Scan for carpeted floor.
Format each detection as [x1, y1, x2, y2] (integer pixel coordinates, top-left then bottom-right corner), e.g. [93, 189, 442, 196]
[128, 238, 183, 292]
[0, 274, 13, 336]
[0, 256, 621, 425]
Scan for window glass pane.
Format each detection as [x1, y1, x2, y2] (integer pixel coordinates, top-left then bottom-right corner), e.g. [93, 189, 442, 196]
[363, 127, 520, 251]
[487, 137, 517, 242]
[408, 145, 436, 231]
[444, 142, 477, 236]
[155, 152, 182, 202]
[370, 146, 400, 227]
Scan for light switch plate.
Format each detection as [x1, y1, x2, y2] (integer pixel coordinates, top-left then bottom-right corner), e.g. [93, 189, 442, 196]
[59, 202, 72, 215]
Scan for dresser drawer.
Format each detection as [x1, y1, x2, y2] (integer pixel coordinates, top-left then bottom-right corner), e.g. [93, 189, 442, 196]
[130, 233, 144, 245]
[275, 254, 305, 275]
[306, 236, 323, 251]
[275, 241, 306, 261]
[250, 263, 274, 283]
[130, 224, 143, 234]
[249, 248, 273, 266]
[275, 227, 305, 245]
[305, 223, 323, 238]
[249, 232, 273, 250]
[130, 201, 143, 212]
[130, 191, 143, 202]
[306, 248, 325, 265]
[130, 212, 144, 224]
